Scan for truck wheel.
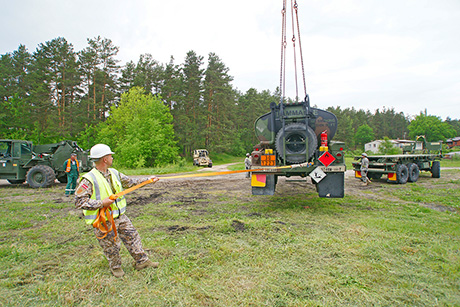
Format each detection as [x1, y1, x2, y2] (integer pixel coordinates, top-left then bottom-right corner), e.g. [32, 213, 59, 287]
[26, 165, 56, 188]
[431, 161, 441, 178]
[275, 123, 317, 163]
[7, 179, 25, 184]
[396, 164, 409, 184]
[208, 163, 212, 168]
[407, 163, 420, 182]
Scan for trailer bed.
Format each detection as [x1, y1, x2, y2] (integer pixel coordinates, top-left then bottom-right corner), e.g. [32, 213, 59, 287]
[352, 153, 442, 184]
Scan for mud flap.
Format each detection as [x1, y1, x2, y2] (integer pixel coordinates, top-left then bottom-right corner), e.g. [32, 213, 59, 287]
[252, 174, 276, 195]
[315, 172, 344, 198]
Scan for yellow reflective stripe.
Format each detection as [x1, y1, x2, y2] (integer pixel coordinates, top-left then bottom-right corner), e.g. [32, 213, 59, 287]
[82, 168, 127, 225]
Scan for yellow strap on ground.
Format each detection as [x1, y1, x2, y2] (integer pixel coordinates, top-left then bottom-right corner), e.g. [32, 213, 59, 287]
[108, 163, 308, 200]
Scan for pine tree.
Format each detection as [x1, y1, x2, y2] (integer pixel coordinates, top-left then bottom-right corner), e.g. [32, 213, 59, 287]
[203, 52, 235, 152]
[0, 45, 32, 138]
[78, 36, 119, 122]
[172, 50, 205, 155]
[160, 56, 182, 110]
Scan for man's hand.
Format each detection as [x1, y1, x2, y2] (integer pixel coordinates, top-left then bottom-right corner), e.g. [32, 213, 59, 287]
[102, 197, 115, 208]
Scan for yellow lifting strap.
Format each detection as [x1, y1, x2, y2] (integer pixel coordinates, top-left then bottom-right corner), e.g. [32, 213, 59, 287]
[95, 163, 308, 240]
[93, 206, 118, 240]
[109, 163, 308, 200]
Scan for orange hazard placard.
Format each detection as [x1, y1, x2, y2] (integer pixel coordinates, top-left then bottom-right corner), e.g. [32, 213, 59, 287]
[261, 155, 276, 166]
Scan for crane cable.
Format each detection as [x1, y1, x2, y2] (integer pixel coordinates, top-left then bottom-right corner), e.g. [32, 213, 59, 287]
[280, 0, 287, 103]
[290, 0, 299, 100]
[294, 0, 307, 98]
[279, 0, 307, 102]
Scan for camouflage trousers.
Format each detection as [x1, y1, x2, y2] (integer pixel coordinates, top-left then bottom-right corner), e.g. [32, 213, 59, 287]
[245, 166, 251, 178]
[361, 168, 368, 183]
[94, 214, 149, 269]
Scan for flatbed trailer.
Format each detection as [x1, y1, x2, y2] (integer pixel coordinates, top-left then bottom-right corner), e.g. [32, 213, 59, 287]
[352, 153, 442, 184]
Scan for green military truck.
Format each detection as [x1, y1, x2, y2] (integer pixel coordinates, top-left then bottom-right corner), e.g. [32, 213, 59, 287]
[250, 97, 346, 197]
[0, 139, 91, 188]
[352, 136, 443, 184]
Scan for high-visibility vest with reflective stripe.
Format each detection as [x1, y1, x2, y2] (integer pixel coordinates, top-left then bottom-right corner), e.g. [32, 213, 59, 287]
[82, 168, 127, 225]
[65, 159, 80, 173]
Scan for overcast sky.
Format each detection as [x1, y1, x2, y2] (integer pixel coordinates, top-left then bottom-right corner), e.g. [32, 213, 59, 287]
[1, 0, 459, 120]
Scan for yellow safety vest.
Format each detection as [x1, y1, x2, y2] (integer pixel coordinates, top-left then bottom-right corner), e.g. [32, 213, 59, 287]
[82, 168, 127, 225]
[65, 159, 80, 173]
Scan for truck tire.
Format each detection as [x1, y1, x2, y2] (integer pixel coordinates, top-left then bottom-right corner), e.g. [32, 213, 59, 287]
[396, 164, 409, 184]
[26, 165, 56, 188]
[431, 161, 441, 178]
[275, 123, 317, 163]
[407, 163, 420, 182]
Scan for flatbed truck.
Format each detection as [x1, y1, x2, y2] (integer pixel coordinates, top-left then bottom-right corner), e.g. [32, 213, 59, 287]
[352, 136, 442, 184]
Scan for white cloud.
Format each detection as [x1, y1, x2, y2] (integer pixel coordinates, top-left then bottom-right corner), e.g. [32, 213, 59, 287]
[1, 0, 459, 119]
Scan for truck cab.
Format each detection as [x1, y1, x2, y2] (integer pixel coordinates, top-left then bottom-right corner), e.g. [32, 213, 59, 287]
[0, 140, 34, 184]
[0, 139, 91, 188]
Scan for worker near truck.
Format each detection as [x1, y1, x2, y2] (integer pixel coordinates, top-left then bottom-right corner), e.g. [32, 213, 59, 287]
[64, 153, 80, 196]
[245, 153, 252, 178]
[360, 153, 369, 186]
[75, 144, 159, 278]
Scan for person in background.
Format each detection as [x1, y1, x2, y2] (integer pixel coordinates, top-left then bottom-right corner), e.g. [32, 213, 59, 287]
[360, 152, 370, 186]
[64, 153, 80, 196]
[245, 153, 252, 178]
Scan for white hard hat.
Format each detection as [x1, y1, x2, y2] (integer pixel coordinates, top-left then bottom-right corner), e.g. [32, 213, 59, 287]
[362, 153, 368, 157]
[89, 144, 114, 159]
[246, 153, 250, 157]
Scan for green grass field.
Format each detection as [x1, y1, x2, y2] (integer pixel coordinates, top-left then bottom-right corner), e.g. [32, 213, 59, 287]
[0, 166, 459, 306]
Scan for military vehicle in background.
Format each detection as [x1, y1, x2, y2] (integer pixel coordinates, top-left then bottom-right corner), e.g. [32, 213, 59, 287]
[250, 97, 346, 198]
[0, 140, 91, 188]
[352, 136, 443, 183]
[192, 149, 212, 167]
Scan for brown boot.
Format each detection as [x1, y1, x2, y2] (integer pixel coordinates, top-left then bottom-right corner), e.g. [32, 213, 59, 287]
[110, 267, 125, 278]
[134, 260, 159, 270]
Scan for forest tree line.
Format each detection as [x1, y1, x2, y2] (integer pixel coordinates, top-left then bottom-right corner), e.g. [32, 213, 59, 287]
[1, 36, 459, 166]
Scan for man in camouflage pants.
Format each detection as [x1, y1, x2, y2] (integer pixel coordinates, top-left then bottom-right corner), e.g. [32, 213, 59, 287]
[360, 152, 370, 186]
[75, 144, 159, 278]
[244, 153, 252, 178]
